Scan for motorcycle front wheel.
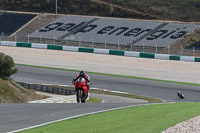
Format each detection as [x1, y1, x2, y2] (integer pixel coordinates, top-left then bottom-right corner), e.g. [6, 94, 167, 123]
[76, 89, 83, 103]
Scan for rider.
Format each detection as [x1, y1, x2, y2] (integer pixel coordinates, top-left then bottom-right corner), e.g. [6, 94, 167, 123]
[72, 71, 91, 101]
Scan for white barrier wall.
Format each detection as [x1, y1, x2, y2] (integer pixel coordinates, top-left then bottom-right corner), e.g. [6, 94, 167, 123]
[0, 41, 199, 62]
[124, 51, 140, 57]
[94, 48, 109, 54]
[155, 54, 169, 60]
[63, 46, 79, 52]
[32, 43, 48, 49]
[180, 56, 195, 62]
[1, 41, 16, 46]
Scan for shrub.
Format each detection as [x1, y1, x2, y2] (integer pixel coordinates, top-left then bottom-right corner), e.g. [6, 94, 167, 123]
[108, 5, 114, 15]
[196, 28, 200, 34]
[190, 37, 199, 42]
[0, 53, 18, 80]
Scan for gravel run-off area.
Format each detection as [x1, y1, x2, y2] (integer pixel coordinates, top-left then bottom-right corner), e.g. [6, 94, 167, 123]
[161, 115, 200, 133]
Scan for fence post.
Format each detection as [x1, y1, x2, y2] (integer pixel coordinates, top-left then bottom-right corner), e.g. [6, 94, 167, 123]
[168, 46, 170, 55]
[118, 40, 119, 50]
[54, 36, 56, 44]
[27, 34, 29, 43]
[193, 46, 195, 56]
[66, 39, 68, 45]
[131, 43, 133, 51]
[1, 32, 4, 41]
[105, 39, 107, 49]
[143, 43, 145, 52]
[181, 45, 183, 56]
[40, 34, 42, 43]
[15, 33, 17, 42]
[156, 43, 158, 53]
[92, 38, 94, 48]
[79, 37, 81, 47]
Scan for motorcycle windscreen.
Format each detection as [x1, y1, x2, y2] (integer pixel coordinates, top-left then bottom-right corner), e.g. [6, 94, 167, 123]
[77, 77, 85, 83]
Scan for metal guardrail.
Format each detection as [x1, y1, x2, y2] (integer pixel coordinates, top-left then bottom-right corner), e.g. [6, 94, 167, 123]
[17, 82, 75, 95]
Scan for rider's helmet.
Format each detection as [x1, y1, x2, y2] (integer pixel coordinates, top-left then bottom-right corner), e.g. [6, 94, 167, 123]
[80, 71, 85, 77]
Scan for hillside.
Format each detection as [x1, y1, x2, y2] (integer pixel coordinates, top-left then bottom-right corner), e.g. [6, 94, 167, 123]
[0, 0, 200, 22]
[0, 78, 46, 103]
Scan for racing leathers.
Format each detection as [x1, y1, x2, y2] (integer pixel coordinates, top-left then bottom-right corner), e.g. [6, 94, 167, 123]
[72, 72, 91, 94]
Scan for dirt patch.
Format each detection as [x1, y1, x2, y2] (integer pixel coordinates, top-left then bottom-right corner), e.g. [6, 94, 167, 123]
[0, 79, 48, 103]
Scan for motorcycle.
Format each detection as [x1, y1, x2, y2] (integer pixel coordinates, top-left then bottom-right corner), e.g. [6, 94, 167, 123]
[177, 91, 185, 99]
[74, 77, 90, 103]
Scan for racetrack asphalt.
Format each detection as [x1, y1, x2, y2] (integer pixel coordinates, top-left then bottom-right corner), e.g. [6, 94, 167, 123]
[13, 65, 200, 103]
[1, 103, 139, 133]
[2, 65, 199, 132]
[1, 46, 200, 132]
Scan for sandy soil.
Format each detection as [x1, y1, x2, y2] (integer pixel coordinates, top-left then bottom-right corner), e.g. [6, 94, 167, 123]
[1, 46, 200, 84]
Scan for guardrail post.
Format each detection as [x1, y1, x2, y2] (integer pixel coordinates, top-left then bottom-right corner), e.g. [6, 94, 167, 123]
[15, 82, 76, 96]
[55, 88, 58, 94]
[41, 85, 43, 91]
[28, 83, 30, 89]
[21, 82, 24, 87]
[47, 86, 50, 92]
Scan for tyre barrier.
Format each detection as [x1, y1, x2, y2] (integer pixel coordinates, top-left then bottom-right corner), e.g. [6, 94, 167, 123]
[0, 41, 199, 62]
[17, 82, 75, 95]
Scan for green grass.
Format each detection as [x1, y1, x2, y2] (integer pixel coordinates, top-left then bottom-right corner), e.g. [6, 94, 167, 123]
[18, 102, 200, 133]
[16, 64, 200, 86]
[90, 89, 162, 103]
[87, 96, 103, 103]
[0, 79, 23, 103]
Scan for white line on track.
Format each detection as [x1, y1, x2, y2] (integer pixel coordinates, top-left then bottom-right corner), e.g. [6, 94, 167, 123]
[17, 82, 166, 102]
[8, 103, 165, 133]
[8, 83, 165, 132]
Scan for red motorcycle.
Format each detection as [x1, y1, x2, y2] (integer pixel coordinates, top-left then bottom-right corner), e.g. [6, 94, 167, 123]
[74, 77, 90, 103]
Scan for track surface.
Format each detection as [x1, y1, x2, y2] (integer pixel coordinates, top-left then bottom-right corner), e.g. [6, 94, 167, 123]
[0, 25, 200, 132]
[13, 65, 200, 103]
[0, 103, 136, 133]
[1, 65, 199, 132]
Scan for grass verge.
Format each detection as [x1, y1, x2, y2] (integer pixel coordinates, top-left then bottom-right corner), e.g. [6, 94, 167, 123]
[90, 89, 162, 103]
[87, 96, 103, 103]
[18, 102, 200, 133]
[16, 64, 200, 86]
[43, 85, 162, 103]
